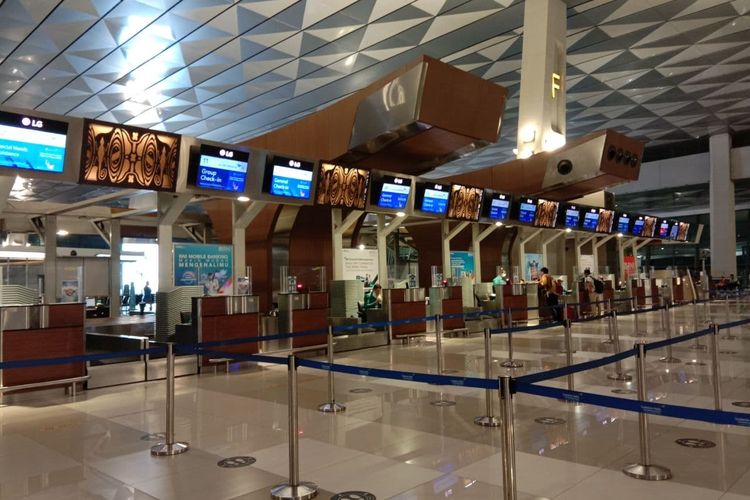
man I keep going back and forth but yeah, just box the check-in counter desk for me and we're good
[385,288,426,340]
[194,295,259,365]
[429,286,464,330]
[650,278,661,304]
[671,277,685,303]
[278,292,329,349]
[631,279,647,307]
[500,284,529,323]
[1,303,85,390]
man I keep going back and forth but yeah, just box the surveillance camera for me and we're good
[556,159,573,175]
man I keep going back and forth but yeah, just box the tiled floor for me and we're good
[2,300,750,499]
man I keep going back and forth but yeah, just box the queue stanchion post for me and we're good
[151,343,189,456]
[474,328,500,427]
[500,325,524,369]
[431,315,454,406]
[689,300,708,351]
[559,302,576,355]
[623,343,673,481]
[271,355,318,500]
[563,318,575,392]
[318,326,345,414]
[723,294,737,340]
[658,301,681,364]
[602,305,614,344]
[711,323,723,411]
[499,375,518,500]
[607,310,632,381]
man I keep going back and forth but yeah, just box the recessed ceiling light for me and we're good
[56,229,69,236]
[396,211,406,217]
[237,196,250,202]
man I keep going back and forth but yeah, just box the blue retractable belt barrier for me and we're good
[719,318,750,330]
[195,326,330,349]
[195,349,288,366]
[643,327,714,352]
[0,347,165,370]
[573,312,611,323]
[515,381,750,427]
[297,357,499,390]
[515,348,636,385]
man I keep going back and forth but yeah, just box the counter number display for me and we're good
[0,110,68,174]
[415,182,449,215]
[263,155,314,199]
[481,191,511,221]
[616,213,630,234]
[631,216,646,236]
[372,174,412,210]
[189,144,249,193]
[563,205,580,228]
[659,220,670,239]
[582,208,599,231]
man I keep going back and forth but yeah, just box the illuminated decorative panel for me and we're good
[315,162,369,209]
[447,184,482,221]
[80,120,180,192]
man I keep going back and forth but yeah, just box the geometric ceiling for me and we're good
[2,0,749,180]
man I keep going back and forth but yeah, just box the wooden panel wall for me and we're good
[287,205,333,284]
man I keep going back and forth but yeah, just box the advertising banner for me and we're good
[174,243,233,295]
[624,255,636,281]
[342,248,379,283]
[524,253,543,281]
[450,251,475,279]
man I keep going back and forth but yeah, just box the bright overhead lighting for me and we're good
[396,211,406,217]
[237,196,250,202]
[565,228,572,233]
[617,232,623,238]
[0,251,44,259]
[56,229,69,236]
[358,244,365,250]
[495,221,503,227]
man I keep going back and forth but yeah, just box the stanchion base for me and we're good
[474,415,501,427]
[658,356,682,364]
[607,373,633,381]
[318,402,346,413]
[150,442,189,456]
[558,349,577,354]
[500,359,524,368]
[270,482,319,500]
[601,339,614,344]
[688,344,708,351]
[622,463,672,481]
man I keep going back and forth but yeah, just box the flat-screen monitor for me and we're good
[631,216,646,236]
[481,191,511,221]
[415,182,449,215]
[596,209,615,233]
[447,184,483,221]
[563,204,580,229]
[582,208,599,231]
[315,162,370,209]
[668,221,680,240]
[370,174,412,210]
[517,198,537,224]
[188,144,249,193]
[658,219,670,239]
[0,110,68,174]
[534,198,559,228]
[677,222,690,242]
[642,216,658,237]
[616,213,630,234]
[262,154,314,199]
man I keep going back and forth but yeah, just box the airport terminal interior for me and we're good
[1,0,750,499]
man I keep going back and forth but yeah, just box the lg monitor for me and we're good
[188,144,249,193]
[414,182,450,215]
[582,208,599,231]
[370,174,412,210]
[517,198,537,225]
[262,154,314,200]
[563,204,581,229]
[631,216,646,236]
[481,191,511,221]
[616,213,630,234]
[0,110,68,174]
[668,221,680,240]
[658,219,670,239]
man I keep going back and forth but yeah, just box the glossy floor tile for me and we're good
[0,300,749,498]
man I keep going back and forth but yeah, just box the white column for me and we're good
[377,213,406,286]
[44,215,57,303]
[472,223,501,282]
[710,133,736,277]
[157,194,191,291]
[516,0,567,157]
[332,209,364,281]
[109,220,121,317]
[441,221,470,280]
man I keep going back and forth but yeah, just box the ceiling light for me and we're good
[358,244,365,250]
[237,195,250,202]
[495,221,503,227]
[565,228,572,233]
[617,232,623,238]
[396,211,406,217]
[56,229,69,236]
[0,251,44,259]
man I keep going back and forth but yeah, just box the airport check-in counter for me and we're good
[385,288,427,340]
[193,295,259,365]
[631,278,647,307]
[649,278,661,304]
[671,277,685,303]
[1,303,86,391]
[496,284,529,324]
[429,286,464,331]
[278,292,329,350]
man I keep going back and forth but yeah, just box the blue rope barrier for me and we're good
[514,382,750,427]
[719,318,750,330]
[0,347,165,370]
[515,348,636,385]
[572,312,612,323]
[296,357,499,390]
[643,327,714,352]
[194,326,330,349]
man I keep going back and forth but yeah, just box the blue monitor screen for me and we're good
[488,194,510,220]
[377,176,411,209]
[669,223,679,240]
[582,210,599,231]
[0,111,68,174]
[617,214,630,233]
[564,207,580,228]
[267,156,314,199]
[518,200,536,224]
[421,185,449,214]
[659,221,669,238]
[632,218,645,236]
[194,145,248,192]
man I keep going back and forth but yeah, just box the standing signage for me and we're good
[173,243,233,295]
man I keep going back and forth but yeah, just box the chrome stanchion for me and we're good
[723,294,737,340]
[500,328,523,369]
[602,306,614,344]
[623,343,673,481]
[475,328,500,427]
[689,300,707,351]
[318,326,345,413]
[563,318,575,392]
[271,355,318,500]
[499,375,518,500]
[658,301,681,364]
[710,323,723,411]
[607,310,632,381]
[435,314,444,375]
[632,297,644,337]
[151,343,189,456]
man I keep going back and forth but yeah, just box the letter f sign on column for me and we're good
[551,73,561,99]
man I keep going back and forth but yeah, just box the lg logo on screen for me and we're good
[21,117,43,128]
[219,149,234,158]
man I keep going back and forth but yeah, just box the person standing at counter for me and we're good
[359,284,383,322]
[584,269,604,315]
[539,267,561,322]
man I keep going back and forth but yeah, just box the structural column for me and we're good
[44,215,57,303]
[157,194,191,291]
[709,133,736,277]
[109,220,121,317]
